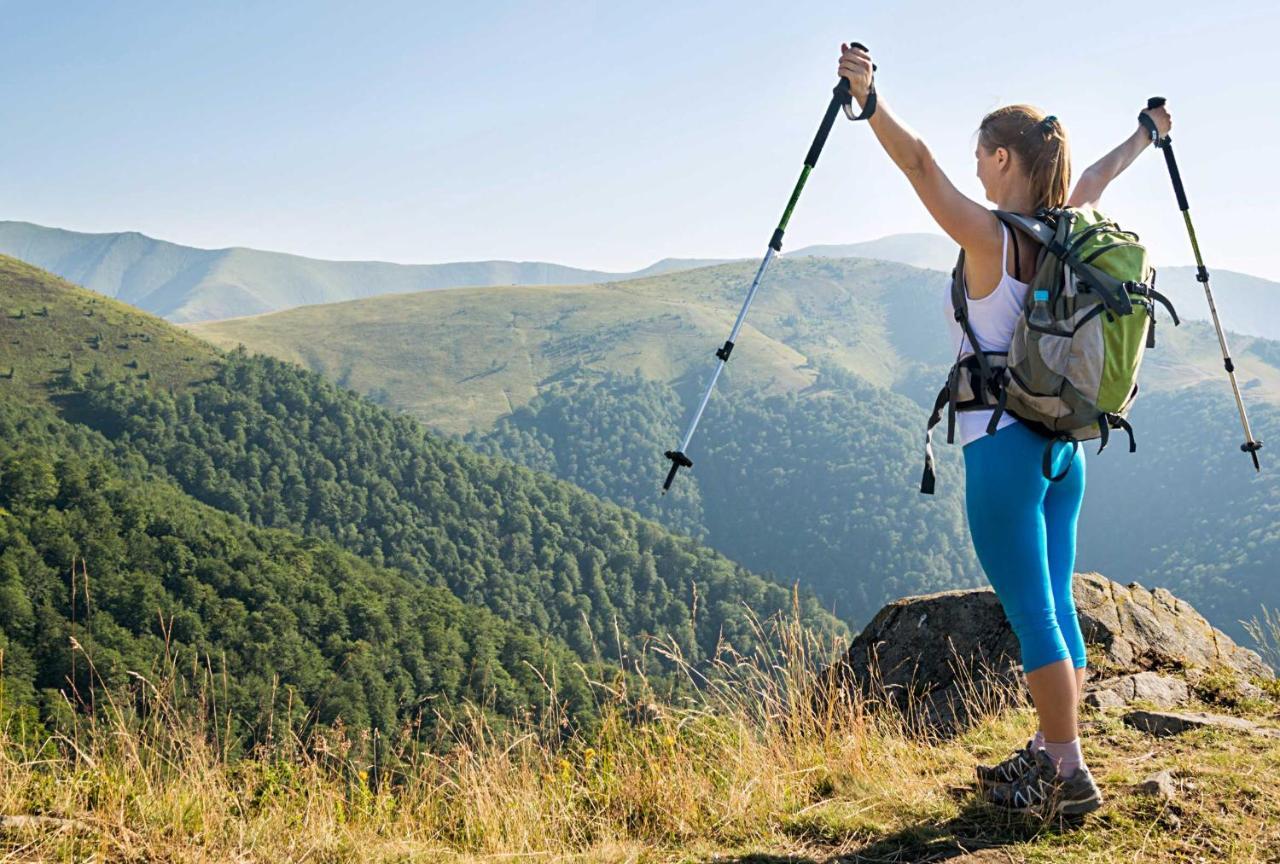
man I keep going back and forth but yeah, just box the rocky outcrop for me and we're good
[828,572,1272,733]
[1074,573,1268,679]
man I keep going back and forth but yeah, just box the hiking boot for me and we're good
[974,738,1039,789]
[986,749,1104,818]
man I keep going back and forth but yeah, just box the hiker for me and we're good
[837,43,1171,817]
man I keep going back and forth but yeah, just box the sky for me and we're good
[2,1,1278,278]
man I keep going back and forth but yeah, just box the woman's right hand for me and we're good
[838,43,874,105]
[1139,102,1172,139]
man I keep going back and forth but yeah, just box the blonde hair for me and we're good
[978,104,1071,211]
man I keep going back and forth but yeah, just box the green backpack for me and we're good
[920,206,1180,494]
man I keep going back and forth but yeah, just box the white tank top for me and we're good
[943,222,1028,447]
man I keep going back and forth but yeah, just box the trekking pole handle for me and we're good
[1139,97,1167,146]
[836,42,877,121]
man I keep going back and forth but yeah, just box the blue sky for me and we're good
[2,1,1277,278]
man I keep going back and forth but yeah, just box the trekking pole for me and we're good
[661,44,878,494]
[1140,96,1263,471]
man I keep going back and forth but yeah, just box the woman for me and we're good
[837,43,1171,817]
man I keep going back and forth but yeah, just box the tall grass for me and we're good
[0,594,1032,861]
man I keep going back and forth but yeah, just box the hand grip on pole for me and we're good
[1139,96,1168,147]
[837,42,877,122]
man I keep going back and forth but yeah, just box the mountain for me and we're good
[1158,266,1280,341]
[8,218,1276,342]
[184,256,1280,641]
[0,220,972,326]
[788,233,958,271]
[0,254,849,734]
[0,220,638,323]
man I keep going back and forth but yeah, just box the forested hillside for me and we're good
[0,396,599,736]
[1076,384,1280,633]
[467,366,978,624]
[68,352,845,665]
[0,254,846,736]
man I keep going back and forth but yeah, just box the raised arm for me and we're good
[1067,103,1172,209]
[838,44,999,256]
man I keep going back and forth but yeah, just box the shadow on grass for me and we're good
[717,794,1089,863]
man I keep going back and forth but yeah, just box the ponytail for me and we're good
[978,105,1071,211]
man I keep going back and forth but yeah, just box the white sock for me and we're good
[1043,737,1085,778]
[1032,729,1045,750]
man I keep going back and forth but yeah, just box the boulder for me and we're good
[1074,573,1269,679]
[829,572,1271,733]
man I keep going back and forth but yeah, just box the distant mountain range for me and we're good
[0,220,962,323]
[0,220,645,323]
[2,219,1275,339]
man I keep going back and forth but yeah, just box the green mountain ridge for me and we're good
[189,256,1280,435]
[186,256,1280,641]
[0,254,848,735]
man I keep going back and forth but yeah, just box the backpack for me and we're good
[920,206,1180,494]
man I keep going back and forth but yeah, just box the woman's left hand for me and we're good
[838,43,874,105]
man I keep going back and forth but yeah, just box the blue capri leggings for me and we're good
[963,420,1087,674]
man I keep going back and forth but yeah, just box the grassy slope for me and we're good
[0,255,221,402]
[190,262,832,435]
[188,257,944,436]
[188,256,1280,437]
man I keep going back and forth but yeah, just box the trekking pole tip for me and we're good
[662,450,693,493]
[1243,439,1263,472]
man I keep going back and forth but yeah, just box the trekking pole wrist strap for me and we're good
[836,41,877,122]
[1139,96,1167,147]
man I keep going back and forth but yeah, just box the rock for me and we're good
[821,585,1024,733]
[1083,671,1190,709]
[1074,573,1270,680]
[1123,709,1280,738]
[1084,687,1127,710]
[827,572,1272,735]
[1138,769,1178,800]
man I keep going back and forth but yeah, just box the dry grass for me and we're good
[3,604,1280,862]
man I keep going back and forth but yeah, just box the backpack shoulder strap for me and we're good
[949,248,991,377]
[992,209,1054,246]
